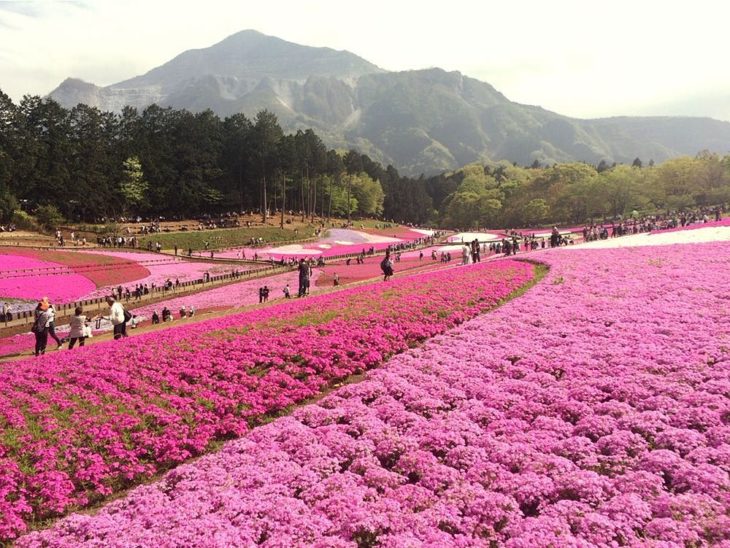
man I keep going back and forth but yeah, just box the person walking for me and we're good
[461,244,470,265]
[67,306,90,349]
[380,251,394,281]
[42,300,63,349]
[297,259,310,297]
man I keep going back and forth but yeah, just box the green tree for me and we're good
[523,198,549,226]
[347,172,384,217]
[68,104,118,220]
[119,156,149,211]
[220,113,254,211]
[35,204,64,230]
[0,184,18,223]
[252,110,283,221]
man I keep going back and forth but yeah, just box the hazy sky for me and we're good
[1,0,729,121]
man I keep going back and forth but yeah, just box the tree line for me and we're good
[1,90,729,229]
[439,155,730,229]
[0,92,407,226]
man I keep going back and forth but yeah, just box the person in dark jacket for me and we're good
[32,299,50,356]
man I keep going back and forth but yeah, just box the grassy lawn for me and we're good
[137,225,318,251]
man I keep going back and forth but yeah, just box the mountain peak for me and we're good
[113,29,383,91]
[47,77,102,107]
[47,30,730,176]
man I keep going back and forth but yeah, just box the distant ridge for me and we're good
[48,30,730,175]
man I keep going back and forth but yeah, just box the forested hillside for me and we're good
[1,91,729,230]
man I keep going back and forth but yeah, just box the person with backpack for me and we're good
[32,299,50,356]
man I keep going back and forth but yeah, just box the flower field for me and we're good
[315,254,451,287]
[578,224,730,249]
[129,267,321,321]
[0,248,150,289]
[0,259,534,540]
[1,247,260,318]
[77,250,245,300]
[18,241,730,546]
[0,268,322,359]
[210,228,432,260]
[0,253,97,303]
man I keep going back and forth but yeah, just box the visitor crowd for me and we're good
[580,206,723,242]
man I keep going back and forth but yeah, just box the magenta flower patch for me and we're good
[0,259,532,540]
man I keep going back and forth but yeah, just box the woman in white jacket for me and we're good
[68,306,90,349]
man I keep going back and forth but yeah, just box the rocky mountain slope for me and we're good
[49,30,730,175]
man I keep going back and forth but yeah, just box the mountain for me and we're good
[48,30,730,176]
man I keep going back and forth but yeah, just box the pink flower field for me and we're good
[129,267,322,320]
[315,254,451,287]
[76,250,247,300]
[0,259,533,541]
[17,241,730,546]
[0,254,96,303]
[0,268,323,359]
[209,228,433,261]
[1,247,269,320]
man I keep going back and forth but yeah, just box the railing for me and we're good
[0,258,182,279]
[0,236,444,331]
[0,263,288,331]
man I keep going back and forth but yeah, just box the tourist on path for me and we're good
[32,300,50,356]
[298,259,311,297]
[98,296,128,340]
[380,251,394,281]
[44,301,63,349]
[67,306,90,349]
[461,244,471,265]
